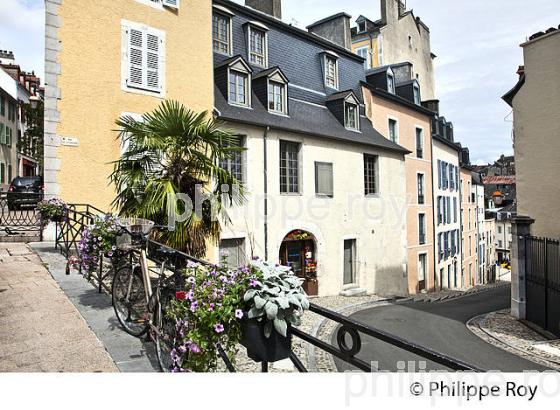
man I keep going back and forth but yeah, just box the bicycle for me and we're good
[111,218,183,372]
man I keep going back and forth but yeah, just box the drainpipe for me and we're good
[263,126,270,260]
[430,129,437,292]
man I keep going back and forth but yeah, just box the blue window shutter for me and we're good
[437,160,441,189]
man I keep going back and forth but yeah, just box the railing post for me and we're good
[511,216,535,320]
[544,238,549,331]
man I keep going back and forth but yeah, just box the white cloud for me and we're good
[0,0,44,81]
[3,0,559,164]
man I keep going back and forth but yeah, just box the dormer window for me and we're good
[324,54,339,89]
[344,102,359,130]
[212,11,232,55]
[253,66,289,116]
[248,24,268,67]
[413,84,421,105]
[229,70,249,106]
[268,81,286,114]
[387,73,395,94]
[358,21,366,33]
[326,90,361,131]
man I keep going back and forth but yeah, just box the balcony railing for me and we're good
[53,203,483,373]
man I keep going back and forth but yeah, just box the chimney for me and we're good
[381,0,404,24]
[398,0,407,16]
[516,65,525,78]
[306,13,352,50]
[245,0,282,19]
[422,99,440,115]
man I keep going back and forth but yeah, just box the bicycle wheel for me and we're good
[156,289,178,372]
[112,265,149,337]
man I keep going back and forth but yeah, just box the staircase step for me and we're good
[339,287,367,297]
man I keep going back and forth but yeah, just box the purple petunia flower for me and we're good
[249,279,258,288]
[214,324,224,333]
[190,301,198,312]
[189,343,201,353]
[208,303,215,312]
[235,309,243,319]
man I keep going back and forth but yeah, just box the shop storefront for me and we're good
[279,230,318,296]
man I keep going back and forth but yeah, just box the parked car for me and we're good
[6,176,44,210]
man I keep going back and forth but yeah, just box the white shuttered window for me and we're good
[122,20,166,96]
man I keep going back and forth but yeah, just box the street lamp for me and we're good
[29,95,40,110]
[492,191,505,206]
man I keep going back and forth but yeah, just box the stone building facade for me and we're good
[211,0,409,297]
[350,0,436,100]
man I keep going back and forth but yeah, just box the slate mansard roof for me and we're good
[212,0,409,155]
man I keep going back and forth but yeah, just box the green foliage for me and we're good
[37,198,67,226]
[77,215,120,274]
[110,100,246,257]
[243,260,310,338]
[166,263,259,372]
[19,101,44,172]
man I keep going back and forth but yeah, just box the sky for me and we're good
[1,0,559,164]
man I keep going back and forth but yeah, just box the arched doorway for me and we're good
[279,230,318,296]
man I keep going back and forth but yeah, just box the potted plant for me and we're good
[37,198,68,225]
[77,214,120,275]
[241,259,310,362]
[166,262,257,372]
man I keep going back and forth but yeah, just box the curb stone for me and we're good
[466,312,560,371]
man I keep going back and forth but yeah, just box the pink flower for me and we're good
[214,324,224,333]
[235,309,243,319]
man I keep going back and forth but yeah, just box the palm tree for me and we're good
[110,100,245,258]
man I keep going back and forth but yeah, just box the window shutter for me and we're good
[128,28,144,88]
[0,124,5,145]
[146,33,161,90]
[163,0,179,8]
[437,160,441,189]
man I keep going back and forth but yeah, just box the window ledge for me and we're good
[280,192,302,197]
[121,84,165,99]
[228,102,253,110]
[214,50,232,57]
[269,111,289,118]
[345,127,362,134]
[134,0,164,10]
[365,193,380,199]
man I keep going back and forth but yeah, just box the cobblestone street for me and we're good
[0,243,117,372]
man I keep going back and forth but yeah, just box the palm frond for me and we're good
[110,100,247,256]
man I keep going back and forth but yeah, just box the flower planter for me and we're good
[240,318,292,363]
[303,279,318,296]
[51,214,63,223]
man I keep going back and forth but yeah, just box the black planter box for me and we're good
[240,318,292,363]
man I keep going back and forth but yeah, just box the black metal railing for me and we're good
[0,192,43,236]
[525,236,560,336]
[55,203,482,373]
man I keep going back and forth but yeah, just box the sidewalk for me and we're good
[0,243,117,372]
[468,309,560,370]
[409,281,511,303]
[30,242,160,372]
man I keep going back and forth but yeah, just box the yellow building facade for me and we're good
[44,0,214,211]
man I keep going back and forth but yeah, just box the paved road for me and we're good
[335,285,550,372]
